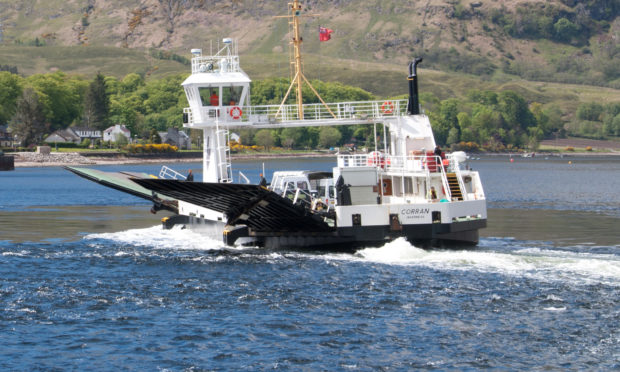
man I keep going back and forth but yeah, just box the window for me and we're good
[222,86,244,106]
[199,87,218,106]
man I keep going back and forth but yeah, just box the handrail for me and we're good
[449,156,468,201]
[159,165,187,180]
[238,171,250,184]
[437,157,452,201]
[183,99,409,125]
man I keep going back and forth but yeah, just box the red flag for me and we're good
[319,26,333,42]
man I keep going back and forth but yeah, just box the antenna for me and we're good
[273,0,336,120]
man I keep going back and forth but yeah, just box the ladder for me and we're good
[216,128,232,183]
[446,173,463,201]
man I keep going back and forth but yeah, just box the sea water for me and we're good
[0,156,618,370]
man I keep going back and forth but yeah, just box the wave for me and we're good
[84,225,226,251]
[83,227,620,286]
[351,238,620,286]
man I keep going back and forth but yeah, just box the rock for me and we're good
[14,152,96,165]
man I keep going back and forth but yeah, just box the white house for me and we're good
[103,124,132,143]
[230,132,241,143]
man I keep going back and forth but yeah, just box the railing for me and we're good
[183,99,408,126]
[159,166,187,180]
[216,127,232,183]
[238,171,251,184]
[338,153,444,173]
[448,155,468,201]
[337,153,457,201]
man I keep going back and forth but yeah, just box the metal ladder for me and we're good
[216,127,232,183]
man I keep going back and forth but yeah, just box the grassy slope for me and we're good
[2,44,619,114]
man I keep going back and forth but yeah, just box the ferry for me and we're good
[67,1,486,250]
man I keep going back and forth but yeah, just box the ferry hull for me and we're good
[166,213,485,251]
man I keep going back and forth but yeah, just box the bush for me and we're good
[125,143,178,153]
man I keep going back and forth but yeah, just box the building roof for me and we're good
[104,124,131,134]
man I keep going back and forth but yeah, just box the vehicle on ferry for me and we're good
[67,1,486,250]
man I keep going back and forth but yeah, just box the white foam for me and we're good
[543,306,567,312]
[350,238,620,286]
[84,225,226,251]
[84,228,620,286]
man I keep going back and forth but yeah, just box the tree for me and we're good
[446,127,460,146]
[577,102,604,121]
[554,18,579,43]
[498,90,536,130]
[605,113,620,136]
[254,129,274,151]
[115,133,129,148]
[280,127,306,149]
[10,88,46,146]
[318,127,342,148]
[0,71,23,125]
[150,128,162,144]
[83,73,110,130]
[26,72,86,131]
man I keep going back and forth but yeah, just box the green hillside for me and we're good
[1,0,619,148]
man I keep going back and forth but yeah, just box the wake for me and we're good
[350,238,620,286]
[85,227,620,285]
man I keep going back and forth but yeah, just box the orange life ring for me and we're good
[229,106,242,119]
[381,101,394,114]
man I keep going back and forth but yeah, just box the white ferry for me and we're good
[67,1,486,250]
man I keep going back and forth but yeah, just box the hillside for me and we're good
[0,0,618,87]
[1,0,619,147]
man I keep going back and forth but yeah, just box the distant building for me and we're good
[103,124,132,143]
[0,125,12,147]
[159,128,191,150]
[45,127,101,144]
[72,127,102,141]
[230,132,241,143]
[45,128,81,144]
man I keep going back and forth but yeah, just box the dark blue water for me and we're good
[1,156,619,370]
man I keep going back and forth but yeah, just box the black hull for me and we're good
[164,215,486,251]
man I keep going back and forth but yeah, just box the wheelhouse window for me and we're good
[199,87,219,106]
[222,86,244,106]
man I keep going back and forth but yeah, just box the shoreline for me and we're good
[10,150,620,168]
[10,151,337,168]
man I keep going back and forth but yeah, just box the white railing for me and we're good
[448,155,468,201]
[337,153,454,201]
[183,99,408,126]
[159,166,187,180]
[337,153,444,173]
[238,171,251,184]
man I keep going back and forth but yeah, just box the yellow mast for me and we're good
[274,0,336,120]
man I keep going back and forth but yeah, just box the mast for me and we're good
[274,0,336,120]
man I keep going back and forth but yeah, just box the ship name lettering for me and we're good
[400,208,429,215]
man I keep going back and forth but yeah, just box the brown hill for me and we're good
[0,0,617,88]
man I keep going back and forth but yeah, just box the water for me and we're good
[1,156,619,370]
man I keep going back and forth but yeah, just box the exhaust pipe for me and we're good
[407,57,423,115]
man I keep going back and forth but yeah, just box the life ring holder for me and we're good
[229,106,243,120]
[381,101,394,114]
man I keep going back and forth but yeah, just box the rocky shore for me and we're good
[12,152,201,167]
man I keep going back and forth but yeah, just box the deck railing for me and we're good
[183,99,408,126]
[337,153,444,173]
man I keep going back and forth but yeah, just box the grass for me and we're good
[2,44,618,116]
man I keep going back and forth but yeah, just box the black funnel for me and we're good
[407,57,423,115]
